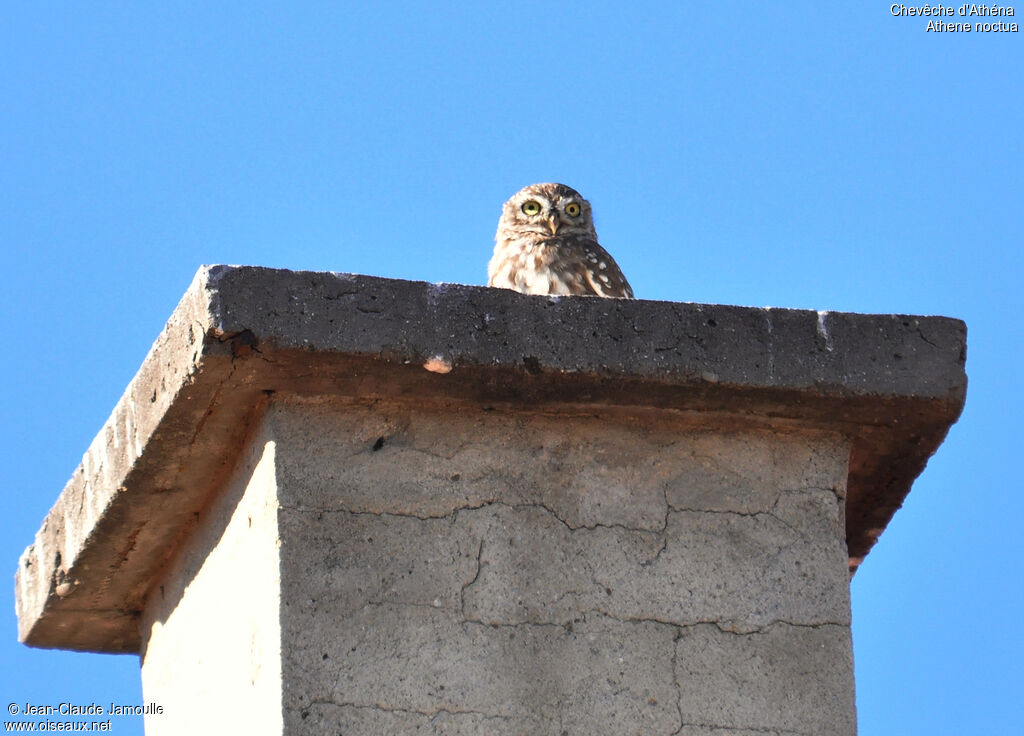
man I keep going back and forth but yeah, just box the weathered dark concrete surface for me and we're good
[15,265,966,654]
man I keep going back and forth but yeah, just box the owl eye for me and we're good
[521,200,542,216]
[565,202,581,217]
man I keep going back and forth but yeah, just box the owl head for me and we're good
[496,183,596,241]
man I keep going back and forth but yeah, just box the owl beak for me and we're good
[546,216,560,235]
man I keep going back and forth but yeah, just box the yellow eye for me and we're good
[521,200,541,216]
[565,202,581,217]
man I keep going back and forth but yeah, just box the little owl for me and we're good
[488,183,634,298]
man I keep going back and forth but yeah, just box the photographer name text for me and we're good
[9,703,161,717]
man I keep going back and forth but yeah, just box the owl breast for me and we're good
[488,233,634,298]
[488,236,588,296]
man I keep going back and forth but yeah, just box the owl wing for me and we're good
[571,238,634,298]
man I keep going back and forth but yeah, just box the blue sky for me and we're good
[2,2,1021,734]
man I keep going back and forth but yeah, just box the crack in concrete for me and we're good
[495,496,670,534]
[765,491,805,539]
[665,505,797,533]
[544,581,603,612]
[800,484,845,504]
[286,461,843,546]
[666,484,843,545]
[281,497,669,535]
[423,598,846,636]
[675,723,812,736]
[638,530,669,567]
[459,537,484,617]
[588,615,845,636]
[704,619,846,635]
[305,700,516,722]
[916,326,939,348]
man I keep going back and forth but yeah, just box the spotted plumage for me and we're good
[488,183,633,298]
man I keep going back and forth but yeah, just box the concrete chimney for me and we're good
[16,266,966,734]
